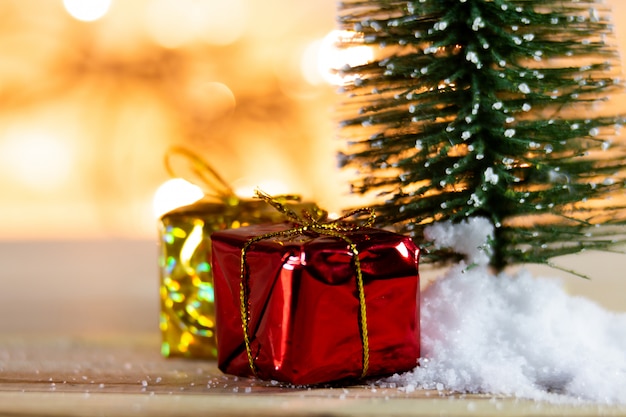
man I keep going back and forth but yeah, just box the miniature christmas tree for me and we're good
[337,0,626,271]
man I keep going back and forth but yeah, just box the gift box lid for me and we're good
[211,222,419,285]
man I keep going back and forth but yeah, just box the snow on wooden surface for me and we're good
[387,219,626,404]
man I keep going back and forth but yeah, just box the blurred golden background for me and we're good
[0,0,371,240]
[0,0,626,240]
[1,0,626,240]
[0,0,624,335]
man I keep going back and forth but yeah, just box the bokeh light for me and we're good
[153,178,204,218]
[63,0,112,22]
[302,30,374,85]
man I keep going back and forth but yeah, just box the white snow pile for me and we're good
[382,218,626,404]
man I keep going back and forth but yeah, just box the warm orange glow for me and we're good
[144,0,248,48]
[0,128,74,192]
[186,82,236,119]
[195,0,248,46]
[233,180,290,199]
[63,0,111,22]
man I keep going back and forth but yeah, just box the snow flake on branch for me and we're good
[468,192,483,208]
[472,17,485,31]
[433,21,448,31]
[484,167,499,185]
[465,51,482,68]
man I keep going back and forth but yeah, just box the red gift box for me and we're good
[211,221,420,385]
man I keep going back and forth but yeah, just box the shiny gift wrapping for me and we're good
[158,199,319,359]
[211,222,420,385]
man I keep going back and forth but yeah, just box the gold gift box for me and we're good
[158,197,320,359]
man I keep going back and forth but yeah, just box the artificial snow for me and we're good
[383,218,626,404]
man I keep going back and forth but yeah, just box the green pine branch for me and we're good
[337,0,626,272]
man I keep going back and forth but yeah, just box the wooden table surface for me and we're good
[2,333,626,417]
[0,240,624,416]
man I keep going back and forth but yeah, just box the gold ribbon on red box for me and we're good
[239,189,376,379]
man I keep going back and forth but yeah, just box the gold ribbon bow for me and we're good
[164,146,240,205]
[164,147,305,208]
[239,189,376,379]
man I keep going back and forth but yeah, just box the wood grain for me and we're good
[0,334,625,417]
